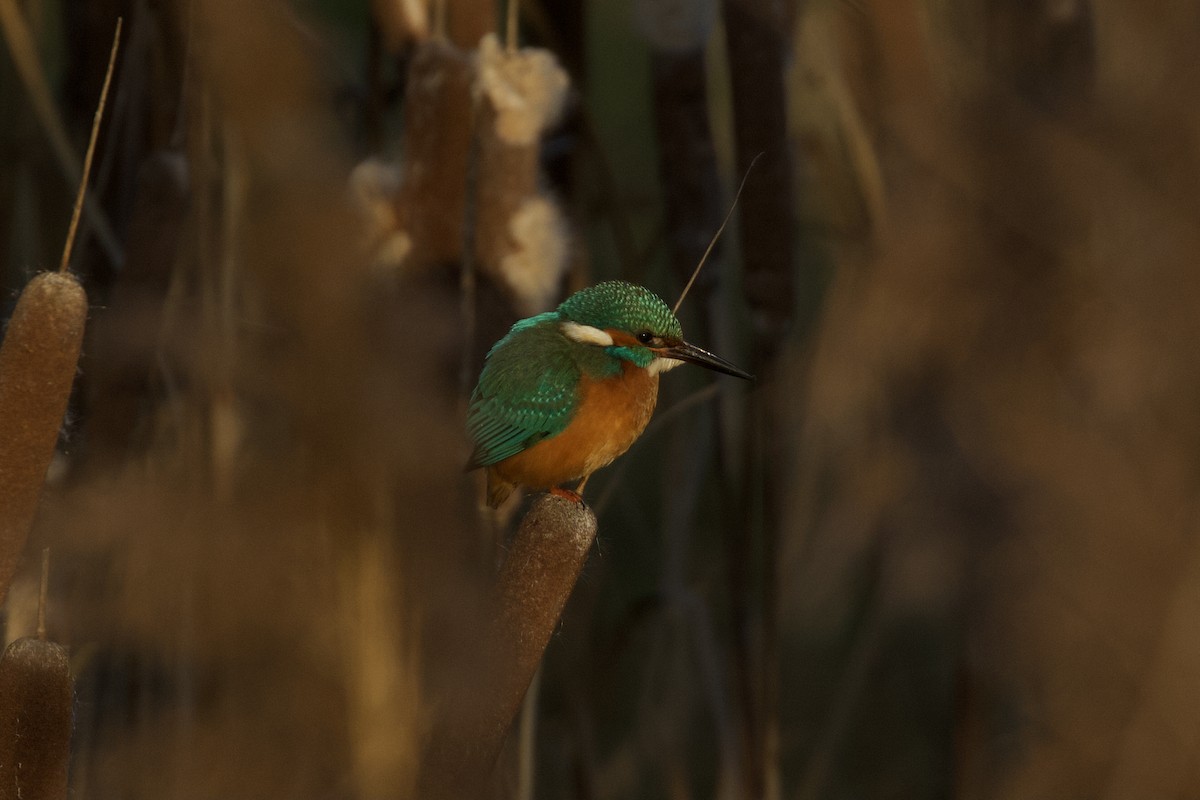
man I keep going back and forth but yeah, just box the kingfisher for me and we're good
[467,280,752,508]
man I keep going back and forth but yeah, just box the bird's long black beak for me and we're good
[662,340,754,380]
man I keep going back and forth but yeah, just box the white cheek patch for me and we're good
[647,357,684,375]
[561,321,615,347]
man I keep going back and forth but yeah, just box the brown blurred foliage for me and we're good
[6,1,470,797]
[784,0,1200,797]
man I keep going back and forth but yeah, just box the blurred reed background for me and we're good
[2,0,1199,798]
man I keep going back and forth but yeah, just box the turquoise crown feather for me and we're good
[557,281,682,339]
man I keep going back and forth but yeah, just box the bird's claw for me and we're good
[548,486,585,505]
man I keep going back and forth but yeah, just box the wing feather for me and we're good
[466,320,580,468]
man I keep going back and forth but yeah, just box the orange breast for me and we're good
[490,362,660,491]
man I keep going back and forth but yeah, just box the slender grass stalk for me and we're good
[59,17,121,273]
[36,548,48,640]
[0,0,123,266]
[672,155,761,316]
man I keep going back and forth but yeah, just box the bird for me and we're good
[467,280,753,508]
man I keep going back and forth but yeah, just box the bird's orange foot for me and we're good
[548,486,585,505]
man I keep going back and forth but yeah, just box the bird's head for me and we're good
[556,281,753,379]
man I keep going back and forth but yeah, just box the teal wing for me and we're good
[466,320,581,469]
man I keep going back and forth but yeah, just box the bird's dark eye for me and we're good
[636,331,654,345]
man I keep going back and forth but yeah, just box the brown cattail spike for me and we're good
[0,637,73,800]
[0,18,115,605]
[0,272,88,606]
[417,494,597,798]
